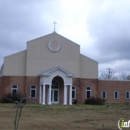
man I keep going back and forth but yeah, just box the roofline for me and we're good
[99,79,130,82]
[27,32,80,47]
[27,32,54,43]
[4,50,26,58]
[38,66,75,77]
[55,32,80,47]
[80,53,98,63]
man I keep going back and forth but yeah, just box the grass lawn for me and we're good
[0,103,129,130]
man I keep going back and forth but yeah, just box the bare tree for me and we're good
[99,72,109,79]
[119,72,130,80]
[99,70,118,80]
[127,75,130,80]
[5,96,26,130]
[99,70,130,80]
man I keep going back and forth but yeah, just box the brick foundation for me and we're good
[98,80,130,103]
[0,76,130,104]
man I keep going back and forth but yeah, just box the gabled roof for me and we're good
[38,66,74,77]
[27,32,80,47]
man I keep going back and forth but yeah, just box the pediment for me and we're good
[38,66,74,77]
[27,32,80,47]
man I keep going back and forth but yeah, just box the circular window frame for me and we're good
[48,39,61,52]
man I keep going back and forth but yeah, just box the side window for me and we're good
[11,85,18,95]
[125,91,130,99]
[114,91,119,99]
[72,86,76,99]
[102,91,107,99]
[86,87,91,99]
[30,85,36,98]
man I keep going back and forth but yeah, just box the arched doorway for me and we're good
[39,66,73,105]
[51,79,59,103]
[51,76,64,104]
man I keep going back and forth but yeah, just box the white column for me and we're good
[39,85,42,104]
[42,84,46,105]
[63,85,67,105]
[48,84,52,105]
[69,85,72,105]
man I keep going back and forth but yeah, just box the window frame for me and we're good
[101,90,107,99]
[114,91,119,99]
[30,85,37,98]
[125,91,130,99]
[86,86,91,99]
[11,85,18,95]
[72,86,76,99]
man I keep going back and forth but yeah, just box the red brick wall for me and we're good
[25,76,40,103]
[98,80,130,103]
[0,76,40,103]
[0,76,26,101]
[73,78,98,103]
[1,76,130,104]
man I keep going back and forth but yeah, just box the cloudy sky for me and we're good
[0,0,130,76]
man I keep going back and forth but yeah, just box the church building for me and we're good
[0,31,130,104]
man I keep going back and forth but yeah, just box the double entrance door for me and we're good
[51,89,59,104]
[51,79,60,104]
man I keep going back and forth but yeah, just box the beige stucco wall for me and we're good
[26,32,81,77]
[2,32,98,79]
[3,50,26,76]
[80,54,98,79]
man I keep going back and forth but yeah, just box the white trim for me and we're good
[51,89,59,104]
[39,85,42,104]
[51,78,60,103]
[72,86,76,99]
[11,85,18,95]
[50,75,64,85]
[42,84,46,105]
[39,67,73,105]
[69,85,72,105]
[114,91,119,99]
[48,84,52,105]
[38,66,74,77]
[30,85,37,99]
[63,85,67,105]
[43,83,51,86]
[86,86,91,99]
[101,90,107,99]
[51,79,60,88]
[65,84,72,86]
[125,91,130,99]
[48,39,61,52]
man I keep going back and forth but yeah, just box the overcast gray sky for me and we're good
[0,0,130,75]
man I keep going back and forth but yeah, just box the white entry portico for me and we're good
[38,66,74,105]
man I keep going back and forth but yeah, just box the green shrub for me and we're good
[72,99,78,104]
[85,97,105,105]
[1,93,26,103]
